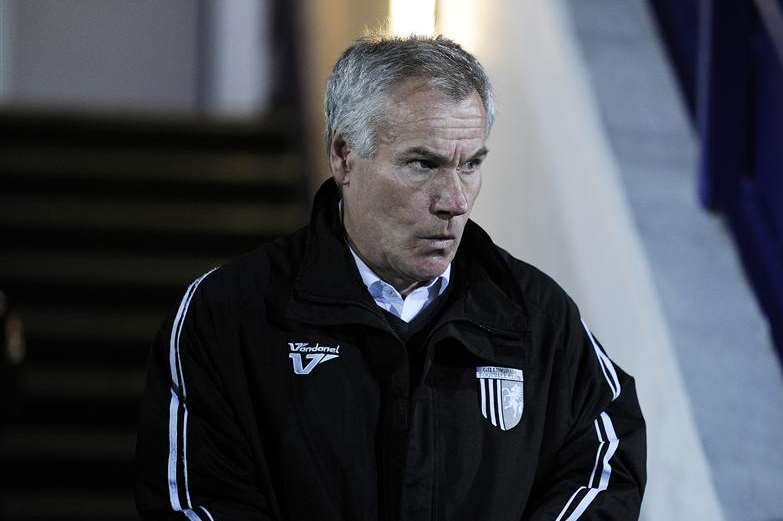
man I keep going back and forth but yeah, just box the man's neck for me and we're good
[344,235,422,297]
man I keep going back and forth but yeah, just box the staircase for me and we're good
[0,108,308,520]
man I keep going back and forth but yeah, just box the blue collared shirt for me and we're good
[347,245,451,323]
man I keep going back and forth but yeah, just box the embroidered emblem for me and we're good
[476,366,524,430]
[288,342,340,375]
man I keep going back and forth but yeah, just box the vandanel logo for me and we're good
[288,342,341,375]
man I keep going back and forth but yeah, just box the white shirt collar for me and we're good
[348,245,451,297]
[347,243,451,322]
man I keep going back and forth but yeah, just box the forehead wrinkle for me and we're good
[375,84,487,152]
[386,110,484,128]
[385,87,485,125]
[397,136,486,165]
[394,117,486,157]
[391,113,486,138]
[406,126,486,145]
[377,118,484,149]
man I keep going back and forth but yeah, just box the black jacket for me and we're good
[135,179,646,521]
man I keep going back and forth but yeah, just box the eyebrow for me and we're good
[399,146,489,165]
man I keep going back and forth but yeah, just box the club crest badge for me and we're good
[476,366,524,431]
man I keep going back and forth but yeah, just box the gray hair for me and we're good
[324,34,496,159]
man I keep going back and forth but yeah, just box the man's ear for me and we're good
[329,134,353,186]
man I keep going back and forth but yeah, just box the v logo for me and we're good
[289,353,339,375]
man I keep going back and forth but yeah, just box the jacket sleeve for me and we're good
[135,270,276,520]
[523,301,647,521]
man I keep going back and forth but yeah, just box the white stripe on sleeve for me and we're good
[581,319,621,400]
[183,509,203,521]
[586,420,604,488]
[167,390,182,511]
[555,486,587,521]
[167,268,219,519]
[555,412,620,521]
[199,506,217,521]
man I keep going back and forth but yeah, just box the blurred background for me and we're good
[0,0,781,520]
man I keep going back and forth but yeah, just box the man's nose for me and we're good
[431,171,469,219]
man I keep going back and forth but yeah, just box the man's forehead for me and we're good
[376,82,487,153]
[384,81,484,121]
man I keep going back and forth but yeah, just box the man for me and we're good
[136,35,646,520]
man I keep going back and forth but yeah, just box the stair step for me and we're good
[4,173,301,203]
[0,196,302,235]
[0,457,135,490]
[0,106,295,151]
[1,281,183,313]
[1,146,300,185]
[23,338,150,368]
[2,226,280,256]
[20,309,164,344]
[13,393,140,428]
[0,427,134,460]
[0,252,223,288]
[20,365,145,400]
[1,491,137,521]
[10,366,144,428]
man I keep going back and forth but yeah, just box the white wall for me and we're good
[0,1,10,97]
[3,0,199,112]
[203,0,273,117]
[0,0,272,117]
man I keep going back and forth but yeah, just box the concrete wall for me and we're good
[2,0,199,113]
[0,0,272,117]
[0,2,10,96]
[202,0,273,116]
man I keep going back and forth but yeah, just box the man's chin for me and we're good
[412,256,452,281]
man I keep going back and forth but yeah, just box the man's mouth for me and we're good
[419,235,457,249]
[420,234,456,241]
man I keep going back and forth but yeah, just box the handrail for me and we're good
[754,0,783,68]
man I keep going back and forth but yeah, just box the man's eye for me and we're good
[460,159,482,173]
[409,160,436,171]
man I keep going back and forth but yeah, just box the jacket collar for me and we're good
[288,179,381,317]
[286,179,529,357]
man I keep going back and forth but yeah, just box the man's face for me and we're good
[332,80,488,294]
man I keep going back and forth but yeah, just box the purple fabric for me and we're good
[752,28,783,242]
[695,0,753,212]
[650,0,783,358]
[728,184,783,351]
